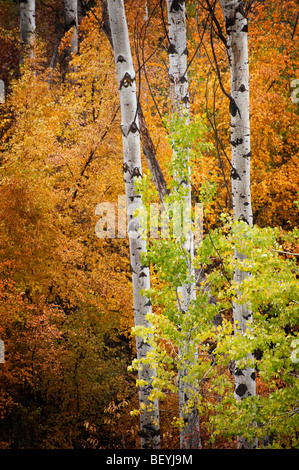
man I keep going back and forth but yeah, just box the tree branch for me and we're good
[137,102,169,202]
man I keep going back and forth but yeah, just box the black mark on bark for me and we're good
[235,383,248,397]
[130,263,137,274]
[168,43,178,54]
[229,98,239,117]
[225,17,235,31]
[129,122,139,134]
[231,138,243,147]
[139,272,148,278]
[119,72,135,89]
[238,214,249,224]
[170,0,185,12]
[117,54,126,63]
[132,167,142,178]
[231,167,241,180]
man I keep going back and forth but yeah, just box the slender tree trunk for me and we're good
[59,0,78,78]
[19,0,36,65]
[107,0,160,449]
[166,0,200,449]
[49,5,65,71]
[219,0,257,449]
[144,1,148,21]
[64,0,78,55]
[100,0,168,204]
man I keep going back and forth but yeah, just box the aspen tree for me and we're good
[219,0,257,449]
[64,0,78,55]
[166,0,200,449]
[107,0,160,449]
[100,0,168,204]
[48,0,78,75]
[19,0,36,64]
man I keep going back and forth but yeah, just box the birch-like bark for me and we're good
[219,0,257,449]
[64,0,78,56]
[107,0,160,449]
[19,0,36,65]
[166,0,200,449]
[100,0,168,204]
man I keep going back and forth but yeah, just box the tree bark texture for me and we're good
[64,0,78,56]
[19,0,36,64]
[107,0,160,450]
[167,0,200,449]
[219,0,257,449]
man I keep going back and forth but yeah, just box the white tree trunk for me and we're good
[64,0,78,55]
[19,0,36,64]
[166,0,200,449]
[144,0,148,21]
[107,0,160,449]
[219,0,257,449]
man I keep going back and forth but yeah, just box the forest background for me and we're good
[0,0,298,449]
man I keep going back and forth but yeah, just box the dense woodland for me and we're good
[0,0,298,449]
